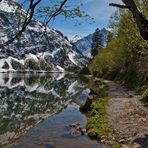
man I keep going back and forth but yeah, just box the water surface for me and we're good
[0,73,106,148]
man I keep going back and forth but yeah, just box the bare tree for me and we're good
[109,0,148,41]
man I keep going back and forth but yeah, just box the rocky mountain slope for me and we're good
[0,0,87,72]
[72,28,108,58]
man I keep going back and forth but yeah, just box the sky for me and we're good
[21,0,121,39]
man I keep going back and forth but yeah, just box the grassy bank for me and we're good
[87,96,110,141]
[80,80,110,142]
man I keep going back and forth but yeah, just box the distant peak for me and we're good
[70,35,83,43]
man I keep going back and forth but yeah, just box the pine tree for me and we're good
[91,28,103,57]
[107,31,113,45]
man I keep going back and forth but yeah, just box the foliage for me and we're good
[141,88,148,107]
[24,59,52,71]
[113,144,121,148]
[24,59,40,70]
[89,10,148,93]
[107,31,113,46]
[81,80,110,141]
[38,2,94,25]
[87,95,110,141]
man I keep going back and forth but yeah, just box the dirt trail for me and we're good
[105,80,148,148]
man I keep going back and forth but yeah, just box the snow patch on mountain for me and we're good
[0,0,16,13]
[0,0,88,72]
[72,28,108,58]
[56,65,65,72]
[25,53,39,62]
[72,34,93,58]
[68,52,78,65]
[70,35,83,43]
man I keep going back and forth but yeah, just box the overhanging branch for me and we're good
[0,0,42,48]
[109,0,148,41]
[109,3,129,9]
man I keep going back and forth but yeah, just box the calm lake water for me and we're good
[0,73,106,148]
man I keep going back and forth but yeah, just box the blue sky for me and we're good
[21,0,121,38]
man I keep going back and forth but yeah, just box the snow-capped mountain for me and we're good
[70,35,83,43]
[0,0,87,72]
[72,28,108,58]
[101,28,108,47]
[72,34,93,58]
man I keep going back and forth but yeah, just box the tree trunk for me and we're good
[110,0,148,41]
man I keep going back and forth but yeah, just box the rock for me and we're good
[101,139,106,143]
[70,122,81,128]
[119,139,125,143]
[81,128,86,135]
[132,143,141,148]
[70,129,82,136]
[69,123,86,136]
[80,96,93,112]
[141,118,147,122]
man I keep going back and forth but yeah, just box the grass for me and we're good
[81,81,110,141]
[141,88,148,107]
[113,144,122,148]
[87,96,110,141]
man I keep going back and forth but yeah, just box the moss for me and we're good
[113,144,122,148]
[82,81,110,142]
[98,83,107,98]
[87,95,94,100]
[86,97,110,141]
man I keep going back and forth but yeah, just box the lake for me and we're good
[0,73,106,148]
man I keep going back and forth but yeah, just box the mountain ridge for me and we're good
[72,28,108,58]
[0,0,88,72]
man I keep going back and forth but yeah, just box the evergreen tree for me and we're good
[107,31,113,45]
[91,28,103,57]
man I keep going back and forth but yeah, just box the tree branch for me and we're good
[45,0,68,26]
[0,0,42,48]
[109,0,148,41]
[109,3,129,9]
[0,0,69,48]
[43,0,68,44]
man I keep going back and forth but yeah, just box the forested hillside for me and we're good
[89,1,148,105]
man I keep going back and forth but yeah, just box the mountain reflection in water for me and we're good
[0,73,106,148]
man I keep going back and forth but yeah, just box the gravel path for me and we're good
[105,80,148,148]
